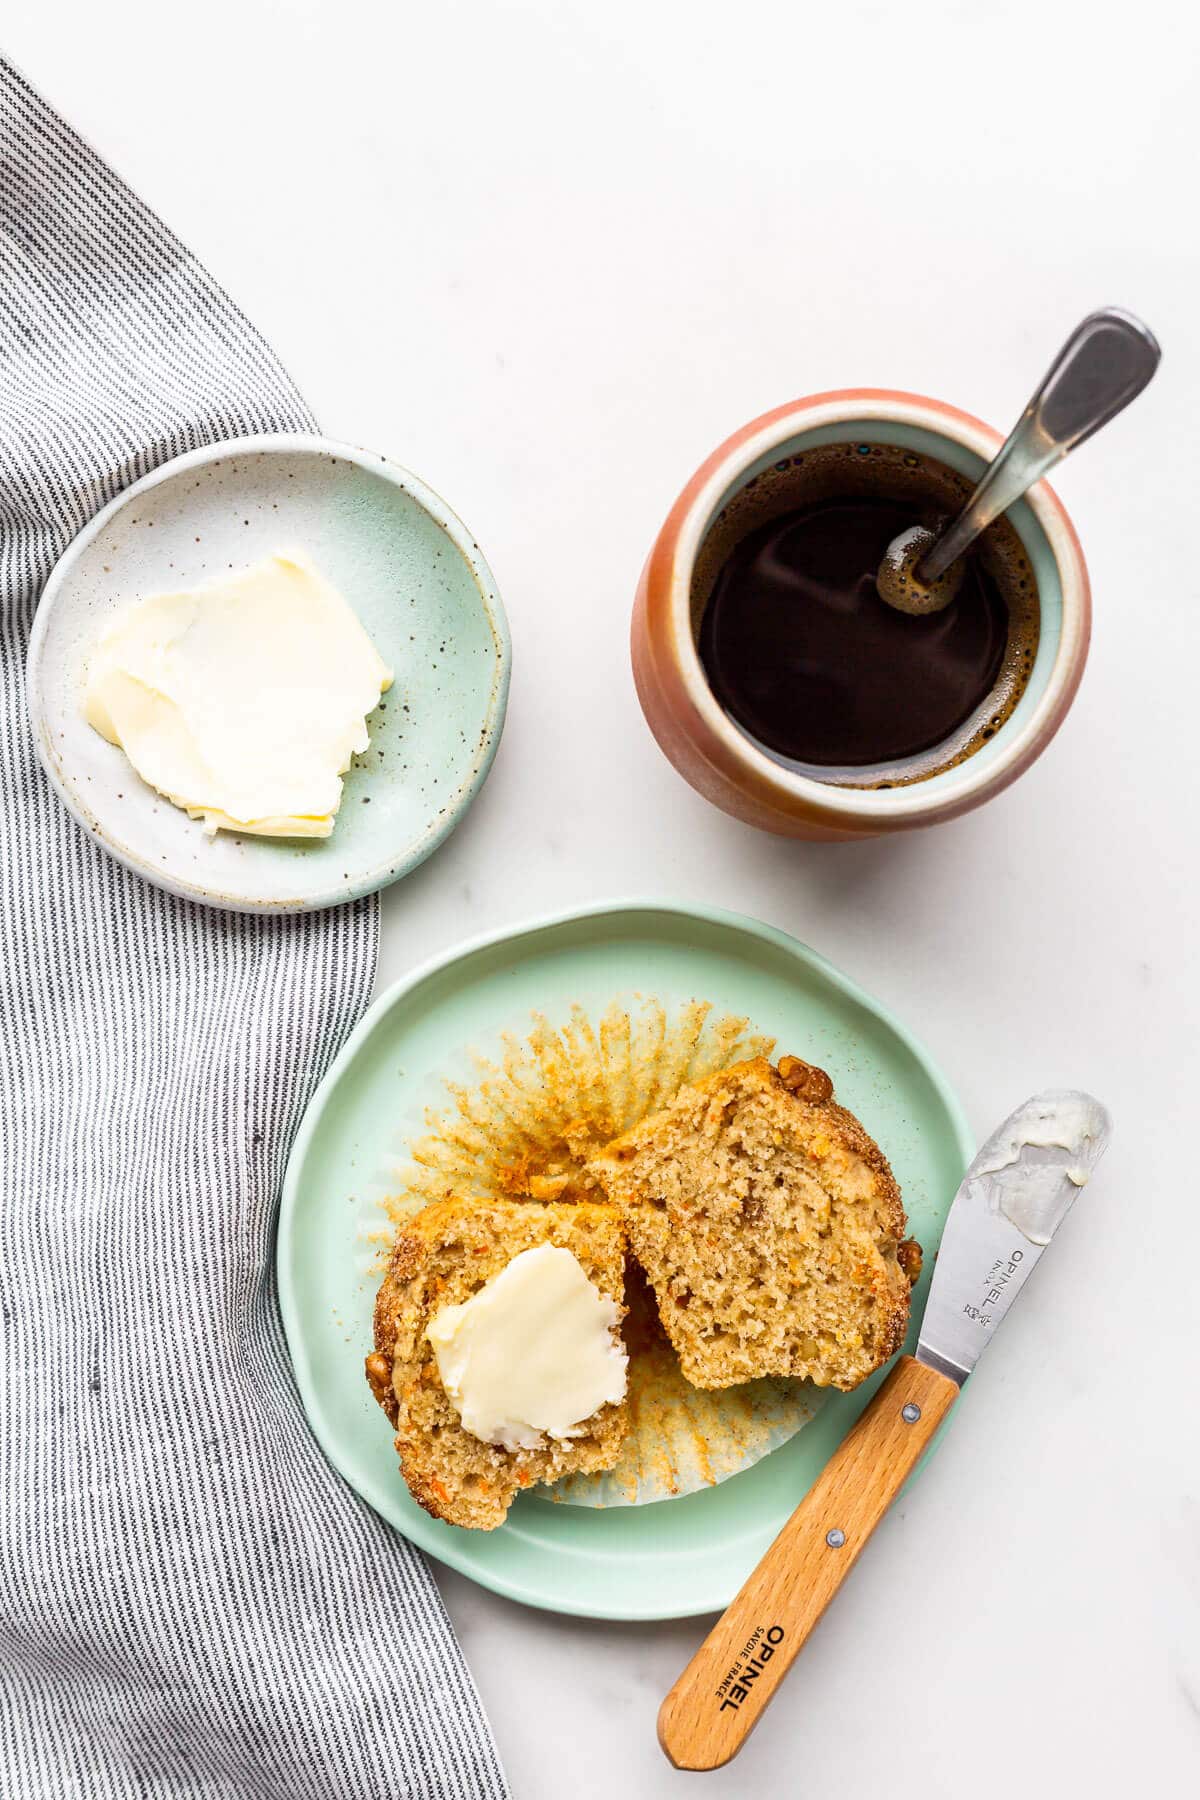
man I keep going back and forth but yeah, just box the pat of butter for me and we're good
[83,552,392,838]
[426,1245,628,1452]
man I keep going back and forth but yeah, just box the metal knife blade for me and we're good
[916,1090,1112,1386]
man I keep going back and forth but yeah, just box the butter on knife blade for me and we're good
[916,1088,1112,1387]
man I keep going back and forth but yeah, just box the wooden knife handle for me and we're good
[658,1355,959,1771]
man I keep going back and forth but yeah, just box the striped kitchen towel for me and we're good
[0,59,506,1800]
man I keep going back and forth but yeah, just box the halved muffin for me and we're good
[587,1055,919,1391]
[366,1195,628,1529]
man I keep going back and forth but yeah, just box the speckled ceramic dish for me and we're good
[278,901,974,1620]
[26,435,510,911]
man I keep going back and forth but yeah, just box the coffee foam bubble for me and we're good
[876,524,963,615]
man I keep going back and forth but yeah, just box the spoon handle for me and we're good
[918,307,1161,583]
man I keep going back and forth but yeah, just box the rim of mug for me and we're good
[661,388,1091,825]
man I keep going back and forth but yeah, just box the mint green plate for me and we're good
[278,902,973,1620]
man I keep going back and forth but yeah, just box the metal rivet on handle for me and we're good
[901,1402,921,1423]
[826,1528,846,1548]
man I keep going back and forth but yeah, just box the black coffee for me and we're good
[694,444,1039,786]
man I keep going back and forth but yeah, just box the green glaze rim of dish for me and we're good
[278,900,974,1620]
[26,434,512,913]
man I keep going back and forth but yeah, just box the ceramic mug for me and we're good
[631,389,1091,840]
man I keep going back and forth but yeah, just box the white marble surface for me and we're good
[10,3,1199,1793]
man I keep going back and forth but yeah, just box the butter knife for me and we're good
[658,1090,1112,1771]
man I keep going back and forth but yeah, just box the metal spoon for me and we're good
[877,307,1161,615]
